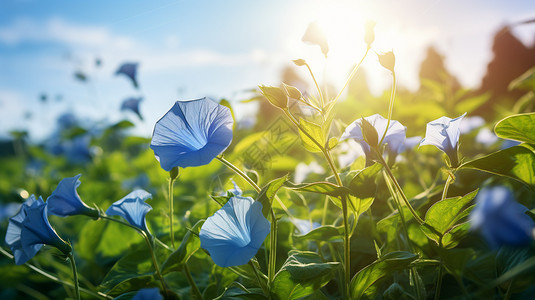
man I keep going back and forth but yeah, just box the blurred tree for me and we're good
[476,25,535,117]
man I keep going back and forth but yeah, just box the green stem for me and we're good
[184,263,203,300]
[333,47,370,103]
[216,156,278,293]
[378,72,397,146]
[504,279,514,300]
[169,177,176,249]
[141,232,168,296]
[0,248,112,299]
[305,62,325,108]
[100,215,168,295]
[442,174,453,200]
[435,264,443,300]
[249,260,269,296]
[68,253,80,300]
[376,149,424,225]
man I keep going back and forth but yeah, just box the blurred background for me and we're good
[1,0,535,141]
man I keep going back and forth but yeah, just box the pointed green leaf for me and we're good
[509,66,535,91]
[257,175,288,217]
[495,113,535,144]
[271,250,339,300]
[284,181,351,198]
[294,225,344,242]
[461,145,535,191]
[421,189,478,244]
[298,118,325,152]
[350,251,418,299]
[161,220,204,274]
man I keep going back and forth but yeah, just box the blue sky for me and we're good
[1,0,535,140]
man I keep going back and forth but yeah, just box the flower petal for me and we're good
[200,196,270,267]
[106,190,152,233]
[150,98,233,171]
[47,174,96,217]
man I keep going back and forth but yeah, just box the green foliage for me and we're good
[495,112,535,144]
[271,250,339,300]
[350,251,418,300]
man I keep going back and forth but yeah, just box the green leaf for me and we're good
[298,118,325,152]
[271,250,340,300]
[350,251,418,299]
[161,220,204,274]
[257,175,288,217]
[284,181,351,198]
[495,113,535,144]
[294,225,344,242]
[439,248,475,279]
[350,251,418,300]
[99,241,167,295]
[421,189,478,245]
[509,66,535,91]
[347,163,381,214]
[78,219,140,260]
[441,221,472,249]
[461,145,535,191]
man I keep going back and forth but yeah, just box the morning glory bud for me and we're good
[283,83,303,100]
[378,51,395,72]
[364,21,376,48]
[292,59,306,67]
[259,85,289,110]
[359,117,379,149]
[342,114,406,165]
[302,21,329,58]
[470,186,535,248]
[115,62,139,89]
[420,113,466,168]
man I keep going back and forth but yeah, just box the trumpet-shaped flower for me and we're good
[121,97,143,120]
[5,195,71,265]
[470,186,535,248]
[150,98,233,171]
[106,190,152,234]
[420,113,466,167]
[342,114,406,160]
[115,62,139,88]
[200,196,270,267]
[47,174,98,218]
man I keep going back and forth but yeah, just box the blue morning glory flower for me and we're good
[47,174,98,218]
[121,97,143,120]
[115,62,139,88]
[470,186,535,248]
[132,288,163,300]
[420,113,466,167]
[341,114,406,161]
[199,196,270,267]
[106,190,153,234]
[5,195,71,265]
[150,98,233,171]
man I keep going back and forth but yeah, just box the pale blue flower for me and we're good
[132,288,162,300]
[115,62,139,88]
[47,174,98,218]
[475,127,499,146]
[470,186,535,248]
[342,114,406,161]
[150,98,233,171]
[294,161,324,183]
[199,196,270,267]
[293,219,321,235]
[5,195,71,265]
[106,190,152,234]
[420,113,466,167]
[121,97,143,120]
[459,116,484,134]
